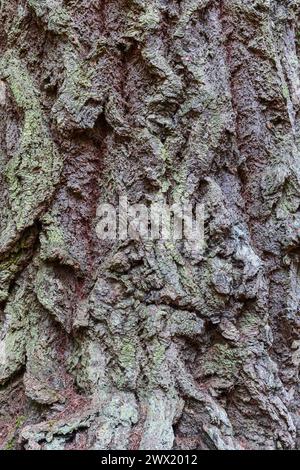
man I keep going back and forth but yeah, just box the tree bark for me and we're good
[1,0,300,450]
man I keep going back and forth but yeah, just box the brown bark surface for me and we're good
[1,0,300,450]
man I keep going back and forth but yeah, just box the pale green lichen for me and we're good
[4,414,27,449]
[125,2,160,40]
[282,83,290,100]
[110,337,139,389]
[0,284,31,385]
[0,228,36,302]
[52,44,101,130]
[39,212,74,265]
[23,301,68,405]
[202,343,240,378]
[27,0,71,34]
[5,4,27,43]
[0,50,62,251]
[119,341,136,369]
[139,5,161,30]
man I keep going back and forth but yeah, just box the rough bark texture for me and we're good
[1,0,300,451]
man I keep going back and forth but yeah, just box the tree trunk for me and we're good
[1,0,300,451]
